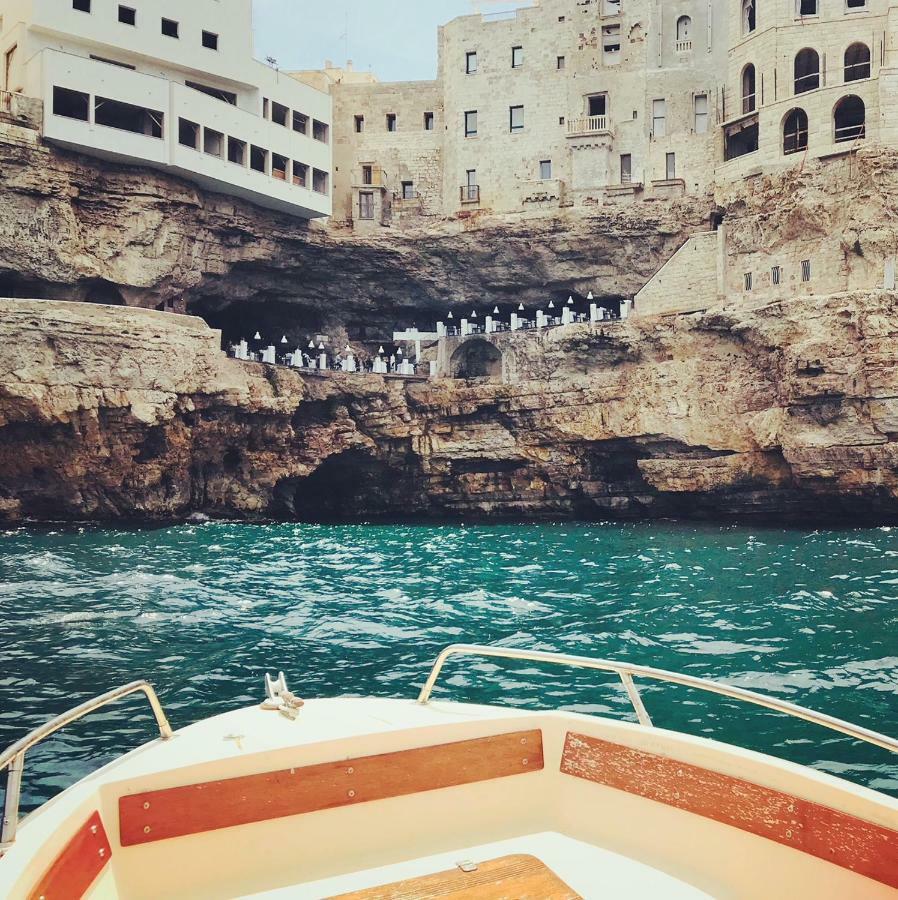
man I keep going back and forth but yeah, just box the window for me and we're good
[178,118,199,149]
[652,98,666,137]
[202,31,218,51]
[665,152,676,180]
[801,260,812,282]
[602,24,621,60]
[557,56,566,70]
[694,94,708,133]
[272,153,288,181]
[742,64,757,113]
[783,108,809,154]
[72,0,90,11]
[386,113,397,132]
[588,95,607,117]
[228,137,246,165]
[509,105,524,133]
[185,81,237,105]
[250,145,268,173]
[772,265,782,285]
[271,102,289,127]
[846,0,867,7]
[845,43,871,82]
[794,48,820,94]
[4,45,16,91]
[463,169,478,202]
[834,94,866,142]
[744,272,753,291]
[362,164,373,185]
[262,98,270,118]
[313,168,329,194]
[203,128,223,158]
[512,46,523,68]
[540,159,552,180]
[676,15,692,49]
[293,111,308,134]
[401,181,415,199]
[354,115,364,133]
[313,119,329,142]
[292,161,308,186]
[161,18,179,38]
[798,0,817,15]
[118,5,135,25]
[359,191,374,219]
[52,86,88,121]
[95,96,163,137]
[725,120,759,159]
[465,110,478,137]
[742,0,756,34]
[424,111,434,130]
[620,153,632,183]
[466,51,477,74]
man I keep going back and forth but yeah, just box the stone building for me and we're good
[298,0,897,235]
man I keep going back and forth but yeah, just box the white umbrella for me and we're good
[587,291,594,301]
[280,335,288,344]
[447,311,454,320]
[493,306,500,314]
[470,309,477,318]
[308,340,315,349]
[344,345,352,354]
[254,331,262,340]
[518,303,525,311]
[548,300,555,309]
[397,347,403,356]
[567,296,574,305]
[378,345,385,354]
[318,342,325,351]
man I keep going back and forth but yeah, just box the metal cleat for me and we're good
[262,672,304,718]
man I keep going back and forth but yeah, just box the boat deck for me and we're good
[243,832,714,899]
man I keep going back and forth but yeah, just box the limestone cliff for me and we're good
[0,121,704,343]
[3,294,898,524]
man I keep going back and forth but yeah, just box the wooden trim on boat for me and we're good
[27,810,111,900]
[119,729,543,846]
[332,854,581,899]
[560,732,898,889]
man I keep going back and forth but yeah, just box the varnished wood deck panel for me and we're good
[120,729,543,846]
[330,854,581,899]
[27,810,111,900]
[560,731,898,889]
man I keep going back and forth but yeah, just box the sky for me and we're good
[252,0,532,82]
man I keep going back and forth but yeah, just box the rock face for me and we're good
[3,294,898,525]
[0,122,706,344]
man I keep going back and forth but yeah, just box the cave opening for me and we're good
[189,296,325,348]
[450,339,503,380]
[83,279,126,306]
[273,449,409,521]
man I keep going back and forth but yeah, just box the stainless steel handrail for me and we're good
[417,644,898,754]
[0,680,172,852]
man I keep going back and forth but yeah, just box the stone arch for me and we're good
[794,48,820,95]
[844,42,871,83]
[833,94,865,143]
[782,107,809,155]
[450,339,503,381]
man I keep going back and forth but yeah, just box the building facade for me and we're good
[0,0,333,218]
[312,0,898,231]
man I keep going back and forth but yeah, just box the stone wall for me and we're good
[634,231,721,316]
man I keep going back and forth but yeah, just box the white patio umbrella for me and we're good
[308,340,315,349]
[518,303,525,311]
[318,342,325,351]
[447,311,454,320]
[493,306,500,314]
[548,300,555,309]
[378,346,385,354]
[567,296,574,305]
[254,331,262,340]
[587,291,594,301]
[280,335,288,344]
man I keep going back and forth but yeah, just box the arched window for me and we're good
[676,15,691,40]
[834,95,865,143]
[742,64,756,114]
[844,43,871,82]
[783,108,809,155]
[742,0,756,34]
[794,48,820,94]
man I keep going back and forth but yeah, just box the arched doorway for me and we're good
[450,339,503,380]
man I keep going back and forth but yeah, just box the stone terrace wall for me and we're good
[634,231,721,316]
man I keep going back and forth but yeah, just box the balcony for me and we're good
[460,184,480,204]
[675,40,692,53]
[566,115,611,138]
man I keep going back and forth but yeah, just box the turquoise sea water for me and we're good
[1,521,897,812]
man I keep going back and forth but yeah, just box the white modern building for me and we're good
[0,0,332,218]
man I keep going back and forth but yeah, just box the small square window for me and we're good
[771,265,782,285]
[540,159,552,180]
[558,15,566,21]
[466,51,478,74]
[464,110,478,137]
[161,18,179,38]
[228,137,246,165]
[512,46,523,68]
[202,31,218,51]
[313,168,329,195]
[250,145,268,173]
[292,161,308,187]
[118,5,135,25]
[510,105,524,133]
[801,259,812,282]
[293,111,308,134]
[401,181,414,200]
[271,101,288,127]
[386,113,397,131]
[557,56,566,70]
[354,115,364,133]
[313,119,329,143]
[424,111,434,130]
[203,128,223,158]
[559,116,565,125]
[72,0,90,11]
[744,272,753,291]
[178,118,199,149]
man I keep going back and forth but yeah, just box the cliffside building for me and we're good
[0,0,333,218]
[296,0,897,231]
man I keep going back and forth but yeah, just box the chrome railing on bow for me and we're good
[417,644,898,754]
[0,680,172,853]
